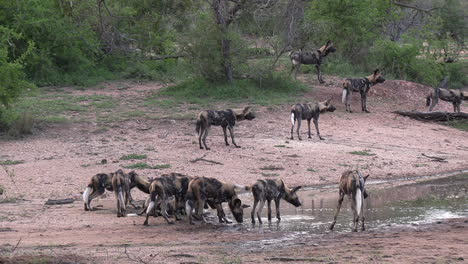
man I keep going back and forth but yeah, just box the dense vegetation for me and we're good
[0,0,466,132]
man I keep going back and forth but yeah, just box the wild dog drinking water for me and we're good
[196,107,255,150]
[290,98,336,140]
[251,179,301,224]
[426,76,467,113]
[329,170,369,232]
[290,40,336,84]
[143,173,192,225]
[83,170,151,212]
[342,69,385,113]
[185,177,250,224]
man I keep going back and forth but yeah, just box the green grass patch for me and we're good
[348,150,376,156]
[446,120,468,131]
[274,144,286,148]
[307,168,317,172]
[123,162,171,169]
[120,154,147,160]
[159,73,307,106]
[260,165,285,171]
[0,160,25,165]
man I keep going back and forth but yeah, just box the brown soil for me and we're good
[0,74,467,263]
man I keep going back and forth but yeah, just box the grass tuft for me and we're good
[260,165,285,171]
[123,162,170,169]
[348,150,375,156]
[120,154,147,160]
[0,160,25,165]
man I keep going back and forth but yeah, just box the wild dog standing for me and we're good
[185,177,250,225]
[290,40,336,84]
[329,170,369,232]
[251,179,301,224]
[112,169,132,217]
[290,98,336,140]
[426,76,467,112]
[196,107,255,150]
[342,69,386,113]
[83,172,114,211]
[143,173,192,225]
[83,170,151,212]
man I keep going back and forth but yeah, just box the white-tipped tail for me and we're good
[146,201,155,216]
[119,190,126,210]
[185,200,193,215]
[83,187,92,203]
[290,113,295,125]
[356,189,362,217]
[342,89,347,104]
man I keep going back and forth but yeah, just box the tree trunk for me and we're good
[213,0,234,82]
[221,37,233,82]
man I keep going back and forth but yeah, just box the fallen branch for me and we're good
[393,111,468,122]
[11,237,21,253]
[391,1,436,15]
[45,198,75,205]
[421,153,448,163]
[189,154,224,165]
[146,54,185,60]
[124,245,157,264]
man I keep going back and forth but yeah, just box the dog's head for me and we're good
[234,107,256,121]
[318,40,336,57]
[367,69,385,85]
[318,97,336,113]
[283,181,302,207]
[229,198,250,223]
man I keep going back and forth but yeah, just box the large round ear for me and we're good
[327,96,333,105]
[364,174,370,181]
[292,186,302,193]
[243,106,251,113]
[374,69,380,75]
[233,198,242,207]
[326,40,332,46]
[241,204,250,208]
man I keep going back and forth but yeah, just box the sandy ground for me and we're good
[0,75,467,263]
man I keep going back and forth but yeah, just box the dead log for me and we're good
[189,154,224,165]
[393,111,468,122]
[45,198,75,205]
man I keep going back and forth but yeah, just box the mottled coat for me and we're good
[196,107,255,150]
[290,40,336,83]
[426,77,468,112]
[342,69,385,113]
[290,98,336,140]
[185,177,249,224]
[329,170,370,232]
[83,170,150,212]
[251,179,301,224]
[144,173,193,225]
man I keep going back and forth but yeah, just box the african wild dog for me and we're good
[83,170,151,212]
[112,169,132,217]
[426,76,468,113]
[329,170,369,232]
[290,98,336,141]
[251,179,301,224]
[342,69,385,113]
[143,173,193,226]
[290,40,336,84]
[196,107,255,150]
[185,177,250,225]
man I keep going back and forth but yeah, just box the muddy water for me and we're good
[236,173,468,235]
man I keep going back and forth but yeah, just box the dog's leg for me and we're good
[316,64,324,84]
[346,90,353,113]
[228,126,240,148]
[115,189,123,217]
[296,118,302,141]
[329,191,344,230]
[160,197,174,225]
[313,116,324,140]
[360,197,366,231]
[202,127,210,150]
[267,199,272,222]
[251,198,259,224]
[222,125,229,146]
[275,198,281,221]
[138,197,151,215]
[290,112,295,140]
[361,91,370,113]
[307,119,312,139]
[198,125,204,149]
[256,199,265,224]
[128,191,140,209]
[84,187,103,211]
[351,195,358,232]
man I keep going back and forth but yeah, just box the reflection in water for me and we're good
[236,174,468,234]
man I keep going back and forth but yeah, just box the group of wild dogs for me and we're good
[83,169,369,232]
[82,40,464,232]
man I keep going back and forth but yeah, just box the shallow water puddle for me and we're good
[236,173,468,235]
